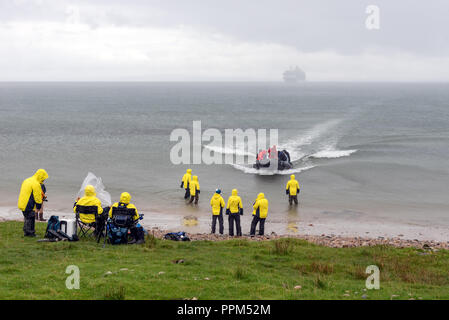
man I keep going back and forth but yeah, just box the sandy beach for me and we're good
[2,206,449,249]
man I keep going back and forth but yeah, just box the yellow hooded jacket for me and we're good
[226,189,243,214]
[189,176,200,196]
[210,193,225,215]
[109,192,139,221]
[73,185,103,223]
[286,175,300,196]
[253,193,269,218]
[18,169,48,212]
[182,169,192,189]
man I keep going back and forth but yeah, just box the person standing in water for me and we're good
[18,169,49,237]
[180,169,192,199]
[188,175,200,204]
[250,193,269,236]
[285,174,300,205]
[210,189,225,234]
[226,189,243,236]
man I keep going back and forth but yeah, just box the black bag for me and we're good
[164,232,190,241]
[44,216,78,241]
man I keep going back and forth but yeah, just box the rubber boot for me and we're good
[35,212,39,220]
[39,212,46,222]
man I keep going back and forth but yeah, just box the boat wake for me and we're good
[204,119,357,175]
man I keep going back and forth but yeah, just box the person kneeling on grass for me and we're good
[73,185,109,236]
[250,193,269,236]
[210,189,225,234]
[109,192,145,244]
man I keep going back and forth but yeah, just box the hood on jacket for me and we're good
[257,193,265,200]
[120,192,131,204]
[212,193,221,200]
[187,169,192,174]
[290,174,295,180]
[84,185,96,197]
[192,175,198,181]
[34,169,48,184]
[232,189,238,196]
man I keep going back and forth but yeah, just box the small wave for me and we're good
[311,149,357,159]
[279,119,342,161]
[231,164,315,175]
[204,145,255,157]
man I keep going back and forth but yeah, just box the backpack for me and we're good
[44,216,78,241]
[107,222,129,245]
[164,232,190,241]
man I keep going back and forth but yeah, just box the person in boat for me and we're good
[180,169,192,199]
[268,145,278,159]
[278,149,291,163]
[286,174,300,205]
[257,149,267,161]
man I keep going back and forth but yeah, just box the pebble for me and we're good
[148,227,449,249]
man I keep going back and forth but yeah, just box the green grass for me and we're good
[1,221,449,300]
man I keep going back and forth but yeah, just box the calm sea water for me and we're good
[1,82,448,227]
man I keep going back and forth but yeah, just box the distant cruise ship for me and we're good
[283,66,306,83]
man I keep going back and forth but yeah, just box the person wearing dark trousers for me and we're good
[17,169,49,237]
[250,193,269,236]
[188,175,200,204]
[180,169,192,199]
[226,189,243,236]
[285,174,300,205]
[210,189,225,234]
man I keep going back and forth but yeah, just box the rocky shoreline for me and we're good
[148,227,449,250]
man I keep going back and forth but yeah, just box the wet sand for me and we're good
[2,206,449,248]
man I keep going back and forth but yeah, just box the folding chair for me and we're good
[75,205,101,239]
[102,206,137,246]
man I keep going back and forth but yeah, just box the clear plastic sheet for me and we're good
[77,172,111,206]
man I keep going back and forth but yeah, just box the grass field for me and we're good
[1,221,449,300]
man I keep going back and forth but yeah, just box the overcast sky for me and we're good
[1,0,449,81]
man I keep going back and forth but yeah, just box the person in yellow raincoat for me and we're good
[226,189,243,236]
[18,169,48,237]
[180,169,192,199]
[109,192,145,244]
[250,193,269,236]
[188,175,200,204]
[285,174,300,205]
[73,185,109,236]
[210,189,225,234]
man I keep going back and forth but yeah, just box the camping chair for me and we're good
[102,206,138,246]
[75,205,102,239]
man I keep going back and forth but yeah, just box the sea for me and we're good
[1,82,448,238]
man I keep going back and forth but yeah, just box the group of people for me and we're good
[17,168,300,239]
[18,169,144,243]
[180,169,301,236]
